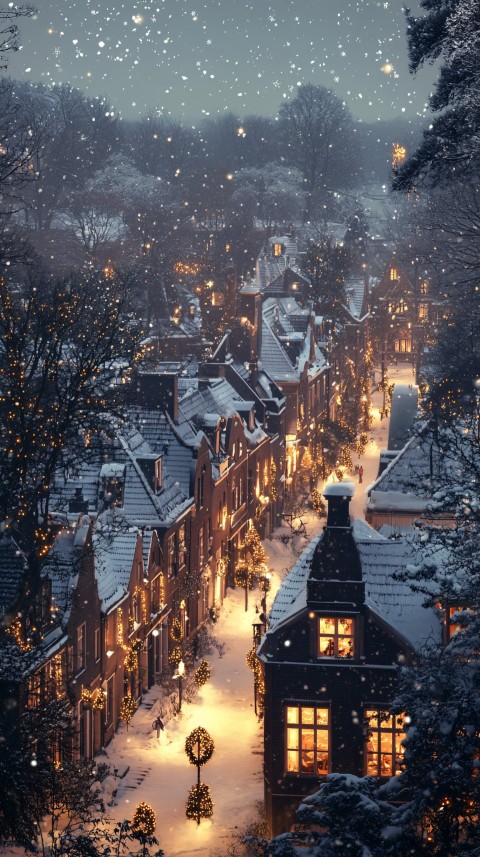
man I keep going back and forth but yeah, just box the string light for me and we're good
[131,802,156,838]
[185,783,214,824]
[119,693,137,730]
[185,726,215,767]
[194,660,211,688]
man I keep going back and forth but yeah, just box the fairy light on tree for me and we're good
[185,727,214,825]
[120,693,137,730]
[131,802,156,855]
[0,266,139,614]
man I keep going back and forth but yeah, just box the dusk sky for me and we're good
[10,0,436,124]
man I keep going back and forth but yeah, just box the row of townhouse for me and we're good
[1,229,373,762]
[0,358,288,760]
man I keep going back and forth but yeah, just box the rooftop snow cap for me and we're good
[323,481,355,528]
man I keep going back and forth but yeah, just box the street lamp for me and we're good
[259,572,272,625]
[174,659,185,713]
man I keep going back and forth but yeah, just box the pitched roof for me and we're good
[263,519,441,652]
[92,526,139,612]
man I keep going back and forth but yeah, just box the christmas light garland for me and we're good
[185,727,214,767]
[131,802,156,837]
[194,660,211,688]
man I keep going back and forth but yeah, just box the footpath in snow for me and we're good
[96,360,413,856]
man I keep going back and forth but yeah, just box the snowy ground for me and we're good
[0,361,415,857]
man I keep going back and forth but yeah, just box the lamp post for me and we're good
[259,572,272,626]
[174,659,185,713]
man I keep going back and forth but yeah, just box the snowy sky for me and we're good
[10,0,436,123]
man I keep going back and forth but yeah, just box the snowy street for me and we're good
[98,359,415,855]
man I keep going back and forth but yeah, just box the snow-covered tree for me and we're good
[300,235,351,315]
[232,163,305,231]
[394,0,480,189]
[260,774,410,856]
[0,255,138,571]
[278,84,358,221]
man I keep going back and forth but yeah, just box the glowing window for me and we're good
[419,302,428,320]
[394,338,412,353]
[420,280,428,295]
[273,243,283,257]
[319,617,354,658]
[390,267,398,281]
[365,710,405,777]
[447,606,468,640]
[286,705,329,775]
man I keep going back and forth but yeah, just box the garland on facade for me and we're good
[168,645,183,667]
[92,690,105,710]
[270,459,278,500]
[124,647,138,673]
[246,645,265,718]
[194,660,211,688]
[170,617,183,642]
[81,688,92,706]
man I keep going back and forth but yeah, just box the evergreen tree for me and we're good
[261,774,412,856]
[394,0,480,189]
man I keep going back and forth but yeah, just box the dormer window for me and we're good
[318,617,354,658]
[154,457,163,493]
[420,280,428,295]
[390,267,398,281]
[273,243,283,257]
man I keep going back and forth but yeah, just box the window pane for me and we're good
[337,637,354,658]
[316,709,329,726]
[287,750,298,772]
[380,755,393,775]
[301,708,314,725]
[381,732,393,752]
[287,728,298,750]
[316,752,328,774]
[301,730,315,750]
[338,618,353,634]
[367,755,378,775]
[301,750,314,773]
[320,637,335,656]
[320,618,335,634]
[286,706,299,724]
[365,710,378,724]
[316,731,329,751]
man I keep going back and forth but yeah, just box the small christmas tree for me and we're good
[131,802,159,857]
[120,693,137,730]
[185,783,213,824]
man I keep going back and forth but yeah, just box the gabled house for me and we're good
[366,427,466,531]
[257,482,441,835]
[370,253,433,364]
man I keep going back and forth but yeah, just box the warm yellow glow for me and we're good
[392,144,407,167]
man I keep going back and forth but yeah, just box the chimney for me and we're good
[322,482,355,528]
[136,369,179,421]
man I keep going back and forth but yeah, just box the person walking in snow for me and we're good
[358,465,364,484]
[153,715,164,740]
